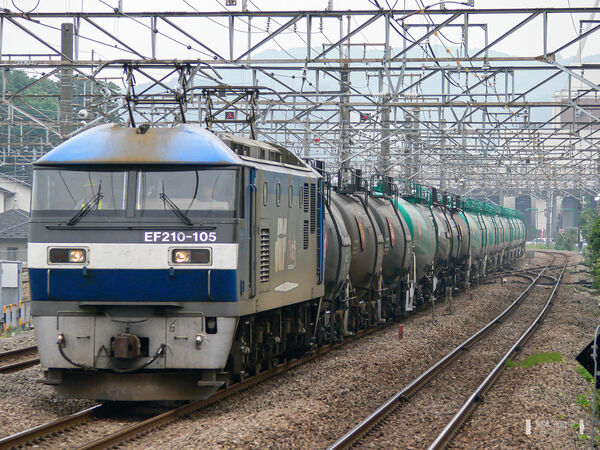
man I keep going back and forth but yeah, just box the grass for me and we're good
[506,351,563,368]
[575,366,600,423]
[577,365,595,383]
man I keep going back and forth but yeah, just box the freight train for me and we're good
[28,124,526,401]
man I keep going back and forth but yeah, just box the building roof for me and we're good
[0,209,29,240]
[35,124,247,167]
[0,172,31,188]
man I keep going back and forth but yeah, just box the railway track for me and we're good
[0,327,382,449]
[0,345,39,374]
[0,258,538,449]
[428,256,566,448]
[328,251,567,449]
[0,404,102,449]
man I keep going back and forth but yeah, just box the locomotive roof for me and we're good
[35,124,248,166]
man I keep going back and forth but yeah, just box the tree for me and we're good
[579,206,598,241]
[589,218,600,255]
[554,228,578,251]
[0,69,121,181]
[586,217,600,289]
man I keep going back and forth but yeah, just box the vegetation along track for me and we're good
[0,345,39,374]
[328,251,568,449]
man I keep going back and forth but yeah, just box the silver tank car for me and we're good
[329,170,384,303]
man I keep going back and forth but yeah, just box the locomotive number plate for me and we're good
[143,231,217,243]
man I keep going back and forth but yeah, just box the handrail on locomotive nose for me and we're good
[104,312,151,324]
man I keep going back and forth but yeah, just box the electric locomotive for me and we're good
[29,123,324,400]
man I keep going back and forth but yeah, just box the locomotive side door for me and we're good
[255,169,272,295]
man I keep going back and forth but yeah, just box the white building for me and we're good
[0,174,32,264]
[0,174,31,212]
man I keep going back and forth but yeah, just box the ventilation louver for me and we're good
[303,183,309,213]
[303,220,309,250]
[310,183,316,234]
[260,228,270,282]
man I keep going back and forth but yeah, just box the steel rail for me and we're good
[328,253,556,450]
[0,345,39,374]
[428,253,567,449]
[1,328,380,449]
[75,327,381,450]
[0,404,103,449]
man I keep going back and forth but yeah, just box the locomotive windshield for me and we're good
[136,169,238,218]
[32,169,127,213]
[31,168,238,219]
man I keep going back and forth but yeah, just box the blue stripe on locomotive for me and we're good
[29,268,238,302]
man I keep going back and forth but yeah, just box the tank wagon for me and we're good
[28,124,525,401]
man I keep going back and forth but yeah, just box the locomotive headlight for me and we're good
[171,249,211,265]
[48,248,87,264]
[173,250,191,263]
[69,249,86,263]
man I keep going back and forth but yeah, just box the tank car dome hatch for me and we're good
[35,123,248,166]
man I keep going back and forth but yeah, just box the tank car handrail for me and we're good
[336,167,367,194]
[460,196,521,220]
[395,179,432,206]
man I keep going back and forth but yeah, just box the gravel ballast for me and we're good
[360,256,566,448]
[0,329,36,353]
[1,251,594,449]
[450,251,597,449]
[125,253,555,449]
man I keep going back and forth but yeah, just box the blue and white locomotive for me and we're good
[30,124,323,400]
[29,123,525,401]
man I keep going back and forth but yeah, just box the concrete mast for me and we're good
[59,23,74,140]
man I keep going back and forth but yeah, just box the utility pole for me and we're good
[551,191,557,238]
[59,23,74,139]
[340,67,350,168]
[304,114,310,158]
[379,94,391,176]
[339,15,351,169]
[405,108,420,180]
[440,118,446,189]
[545,189,552,248]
